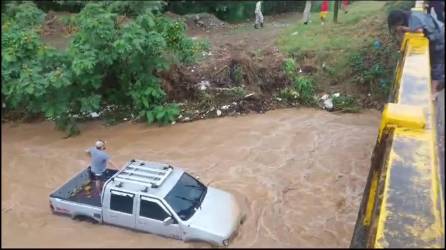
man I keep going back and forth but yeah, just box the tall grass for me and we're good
[277,1,387,53]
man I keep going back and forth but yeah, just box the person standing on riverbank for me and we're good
[303,1,312,25]
[320,0,329,25]
[255,1,264,29]
[342,0,349,14]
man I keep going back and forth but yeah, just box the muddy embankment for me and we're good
[158,12,313,123]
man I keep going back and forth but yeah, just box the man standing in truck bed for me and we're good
[86,140,118,191]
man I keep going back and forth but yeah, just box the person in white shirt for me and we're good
[255,1,264,29]
[303,1,312,25]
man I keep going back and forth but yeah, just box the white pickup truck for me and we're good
[49,159,242,246]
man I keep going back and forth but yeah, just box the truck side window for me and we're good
[110,191,134,214]
[140,199,170,221]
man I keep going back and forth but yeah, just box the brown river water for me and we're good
[2,108,381,248]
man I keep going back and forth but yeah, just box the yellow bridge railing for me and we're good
[350,3,444,248]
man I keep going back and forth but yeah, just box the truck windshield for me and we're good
[164,173,207,221]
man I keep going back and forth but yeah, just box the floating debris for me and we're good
[196,80,210,91]
[373,40,382,49]
[320,94,334,111]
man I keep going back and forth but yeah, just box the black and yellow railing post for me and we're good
[350,1,445,248]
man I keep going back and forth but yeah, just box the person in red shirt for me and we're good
[342,0,349,14]
[320,0,329,25]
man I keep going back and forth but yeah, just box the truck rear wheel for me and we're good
[73,215,98,224]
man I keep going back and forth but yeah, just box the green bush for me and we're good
[2,2,48,114]
[101,1,166,16]
[2,1,46,31]
[283,58,297,78]
[2,2,199,136]
[33,1,166,14]
[293,76,315,105]
[279,87,299,103]
[348,40,398,97]
[332,95,360,113]
[281,58,315,105]
[228,86,246,99]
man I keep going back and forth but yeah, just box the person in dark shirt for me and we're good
[388,10,445,98]
[426,0,444,23]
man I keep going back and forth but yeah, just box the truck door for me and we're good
[103,190,136,229]
[136,196,182,240]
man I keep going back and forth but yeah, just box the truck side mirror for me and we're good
[195,176,200,180]
[163,216,174,226]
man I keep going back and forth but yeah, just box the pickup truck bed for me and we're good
[50,168,118,207]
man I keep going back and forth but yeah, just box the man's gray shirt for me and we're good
[88,147,110,175]
[409,12,444,53]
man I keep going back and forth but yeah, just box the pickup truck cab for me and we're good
[49,159,242,246]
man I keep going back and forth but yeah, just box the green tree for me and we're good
[2,2,200,136]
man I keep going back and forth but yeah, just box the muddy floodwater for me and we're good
[2,108,381,248]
